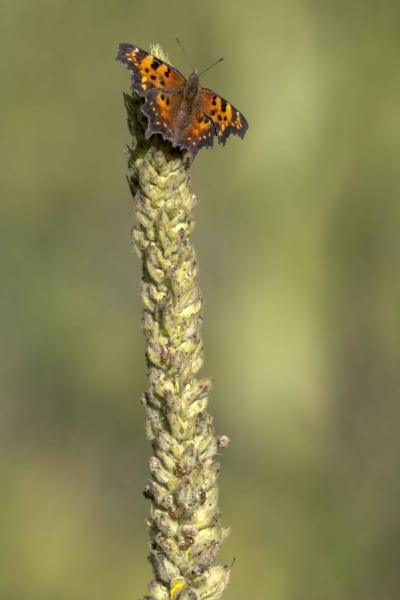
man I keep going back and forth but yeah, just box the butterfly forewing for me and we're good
[117,44,185,95]
[201,88,248,146]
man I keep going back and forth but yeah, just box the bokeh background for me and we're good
[1,0,400,598]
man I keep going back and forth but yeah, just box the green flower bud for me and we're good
[143,480,174,511]
[175,476,197,511]
[151,508,179,538]
[148,579,169,600]
[176,588,200,600]
[195,565,231,600]
[152,553,180,583]
[179,443,197,472]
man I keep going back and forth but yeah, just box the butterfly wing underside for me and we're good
[201,88,248,146]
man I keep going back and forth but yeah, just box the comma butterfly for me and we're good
[116,42,249,162]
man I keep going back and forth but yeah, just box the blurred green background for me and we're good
[1,0,400,598]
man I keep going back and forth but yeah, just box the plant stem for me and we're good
[122,44,232,600]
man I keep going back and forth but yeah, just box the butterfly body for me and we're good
[183,71,200,99]
[116,44,248,161]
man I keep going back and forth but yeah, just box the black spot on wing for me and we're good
[218,108,249,146]
[151,58,162,70]
[116,43,187,98]
[202,87,249,146]
[116,44,155,97]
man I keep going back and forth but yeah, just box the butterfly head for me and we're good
[188,69,199,81]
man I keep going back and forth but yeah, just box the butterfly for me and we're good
[116,43,249,162]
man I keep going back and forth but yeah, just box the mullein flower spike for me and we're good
[122,44,232,600]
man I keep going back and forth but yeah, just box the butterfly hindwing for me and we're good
[116,44,185,96]
[201,88,248,146]
[141,88,182,141]
[178,106,215,162]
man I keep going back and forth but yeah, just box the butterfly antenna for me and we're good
[175,36,195,71]
[198,57,224,77]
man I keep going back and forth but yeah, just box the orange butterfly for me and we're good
[116,43,248,162]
